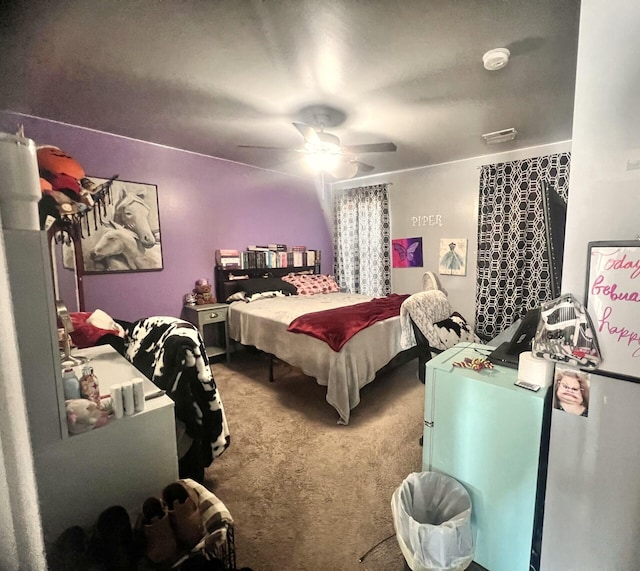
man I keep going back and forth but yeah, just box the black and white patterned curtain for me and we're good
[475,153,571,339]
[333,184,391,296]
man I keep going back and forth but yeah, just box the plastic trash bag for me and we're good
[391,471,474,571]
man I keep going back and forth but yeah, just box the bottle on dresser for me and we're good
[61,368,81,400]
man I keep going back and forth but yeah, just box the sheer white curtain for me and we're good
[333,183,391,296]
[0,223,47,570]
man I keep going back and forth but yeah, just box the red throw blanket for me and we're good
[287,294,410,352]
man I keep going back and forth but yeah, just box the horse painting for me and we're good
[90,221,161,271]
[113,187,158,249]
[80,178,163,273]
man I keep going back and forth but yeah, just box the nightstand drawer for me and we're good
[198,307,227,325]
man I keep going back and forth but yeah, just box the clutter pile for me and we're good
[48,479,250,571]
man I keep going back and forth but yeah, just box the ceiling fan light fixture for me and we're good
[329,160,359,180]
[305,149,341,172]
[304,140,341,155]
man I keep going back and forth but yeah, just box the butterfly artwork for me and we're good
[392,237,423,268]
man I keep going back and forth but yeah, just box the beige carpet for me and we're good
[205,349,425,571]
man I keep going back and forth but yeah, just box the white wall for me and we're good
[541,3,640,570]
[561,2,640,299]
[331,140,571,325]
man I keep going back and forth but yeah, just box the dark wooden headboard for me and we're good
[214,265,317,303]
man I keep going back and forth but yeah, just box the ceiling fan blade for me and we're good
[341,142,397,154]
[292,122,320,143]
[237,145,303,151]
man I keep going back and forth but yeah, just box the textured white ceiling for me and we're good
[0,0,581,179]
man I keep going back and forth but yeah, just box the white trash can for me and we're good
[391,471,474,571]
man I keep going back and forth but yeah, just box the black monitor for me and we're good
[541,180,567,298]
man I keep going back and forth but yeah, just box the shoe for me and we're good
[142,496,179,565]
[162,481,204,550]
[91,505,137,570]
[48,525,91,570]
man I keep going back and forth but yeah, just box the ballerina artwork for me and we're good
[439,238,467,275]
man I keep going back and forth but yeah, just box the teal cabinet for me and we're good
[423,343,547,571]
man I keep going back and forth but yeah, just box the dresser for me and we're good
[422,343,550,571]
[34,345,179,542]
[182,303,230,361]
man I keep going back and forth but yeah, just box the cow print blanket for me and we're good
[124,316,230,468]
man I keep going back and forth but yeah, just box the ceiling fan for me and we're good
[238,117,397,179]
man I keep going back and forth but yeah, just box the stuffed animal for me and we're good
[36,145,100,226]
[193,278,216,305]
[65,398,110,434]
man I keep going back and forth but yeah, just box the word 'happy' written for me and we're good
[598,306,640,357]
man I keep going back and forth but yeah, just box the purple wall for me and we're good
[1,112,333,321]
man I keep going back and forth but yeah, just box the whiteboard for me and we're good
[585,241,640,382]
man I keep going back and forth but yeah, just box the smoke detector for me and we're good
[482,128,518,144]
[483,48,510,71]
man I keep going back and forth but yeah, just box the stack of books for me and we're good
[215,249,241,269]
[215,245,321,270]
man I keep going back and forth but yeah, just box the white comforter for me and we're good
[227,292,413,424]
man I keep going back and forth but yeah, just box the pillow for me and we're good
[69,310,125,349]
[246,291,286,302]
[281,273,340,295]
[433,311,482,349]
[241,277,298,296]
[226,291,247,303]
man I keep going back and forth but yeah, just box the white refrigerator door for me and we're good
[541,373,640,570]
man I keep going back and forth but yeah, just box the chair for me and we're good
[401,272,482,382]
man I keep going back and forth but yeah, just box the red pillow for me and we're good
[68,312,121,349]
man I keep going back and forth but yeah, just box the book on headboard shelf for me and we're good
[236,248,321,270]
[214,248,321,272]
[215,249,241,268]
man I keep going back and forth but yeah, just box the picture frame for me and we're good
[392,237,423,268]
[439,238,467,276]
[81,177,163,274]
[585,240,640,382]
[553,365,591,418]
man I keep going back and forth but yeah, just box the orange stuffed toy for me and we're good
[36,145,103,225]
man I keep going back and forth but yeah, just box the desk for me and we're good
[33,345,179,543]
[423,343,548,571]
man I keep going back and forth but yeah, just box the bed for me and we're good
[217,270,421,424]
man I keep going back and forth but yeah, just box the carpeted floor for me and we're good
[205,349,426,571]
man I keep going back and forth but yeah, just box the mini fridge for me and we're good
[422,343,551,571]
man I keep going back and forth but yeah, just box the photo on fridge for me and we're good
[553,365,590,417]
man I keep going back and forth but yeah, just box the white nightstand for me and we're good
[182,303,230,361]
